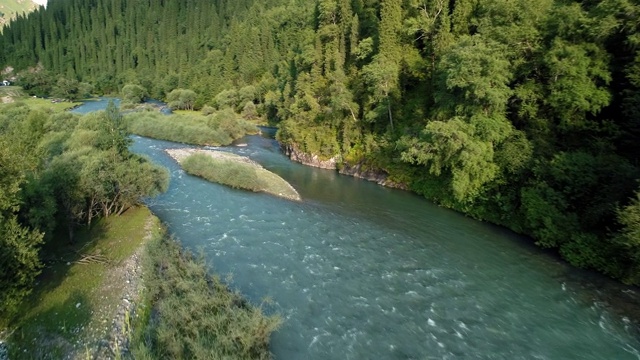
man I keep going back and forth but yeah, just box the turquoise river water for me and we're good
[75,100,640,359]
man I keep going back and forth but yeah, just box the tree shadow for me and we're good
[5,221,110,345]
[33,221,110,299]
[10,291,93,360]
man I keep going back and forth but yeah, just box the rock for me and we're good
[282,143,408,190]
[76,303,81,308]
[282,144,338,169]
[339,162,408,190]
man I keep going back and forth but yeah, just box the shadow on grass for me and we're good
[9,291,93,360]
[33,221,110,302]
[5,223,110,355]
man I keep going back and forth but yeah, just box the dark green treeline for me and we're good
[2,0,640,284]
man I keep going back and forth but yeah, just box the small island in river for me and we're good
[166,148,301,201]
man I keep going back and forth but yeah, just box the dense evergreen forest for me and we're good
[1,0,640,284]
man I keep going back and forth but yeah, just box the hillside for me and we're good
[0,0,639,285]
[0,0,39,29]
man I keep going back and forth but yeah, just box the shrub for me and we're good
[167,89,197,111]
[132,234,281,359]
[201,105,215,116]
[127,112,257,146]
[122,84,147,104]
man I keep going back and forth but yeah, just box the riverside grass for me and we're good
[4,206,281,359]
[174,150,301,201]
[132,233,281,360]
[0,86,80,111]
[127,110,258,146]
[5,207,157,359]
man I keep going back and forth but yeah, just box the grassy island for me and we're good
[167,149,301,201]
[0,100,280,359]
[127,111,258,146]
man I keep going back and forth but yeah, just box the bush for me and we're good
[122,84,147,104]
[167,89,197,111]
[132,234,281,359]
[127,112,257,146]
[201,105,215,116]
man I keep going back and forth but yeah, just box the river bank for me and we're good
[1,205,280,359]
[282,143,407,190]
[1,207,157,359]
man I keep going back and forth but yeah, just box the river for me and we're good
[76,100,640,359]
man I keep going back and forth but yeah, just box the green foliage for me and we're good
[399,118,500,201]
[214,89,239,110]
[242,101,258,120]
[181,152,299,200]
[0,211,43,325]
[434,36,513,117]
[134,234,281,359]
[122,84,148,104]
[543,39,611,125]
[51,77,93,101]
[128,110,258,146]
[614,189,640,283]
[167,89,197,111]
[0,121,43,323]
[17,69,54,97]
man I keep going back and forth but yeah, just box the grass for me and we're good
[6,207,158,359]
[3,205,282,359]
[0,86,80,112]
[0,85,24,98]
[0,0,37,29]
[127,110,258,146]
[180,151,301,200]
[131,230,282,359]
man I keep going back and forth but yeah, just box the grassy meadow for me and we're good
[0,0,37,29]
[0,86,80,111]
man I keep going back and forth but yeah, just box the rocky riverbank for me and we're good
[282,144,338,169]
[339,162,408,190]
[282,144,408,190]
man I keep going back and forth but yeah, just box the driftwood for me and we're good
[76,253,110,265]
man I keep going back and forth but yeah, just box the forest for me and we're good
[0,0,639,285]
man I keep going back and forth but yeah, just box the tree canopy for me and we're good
[2,0,640,283]
[0,102,168,321]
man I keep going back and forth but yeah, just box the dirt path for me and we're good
[68,216,156,359]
